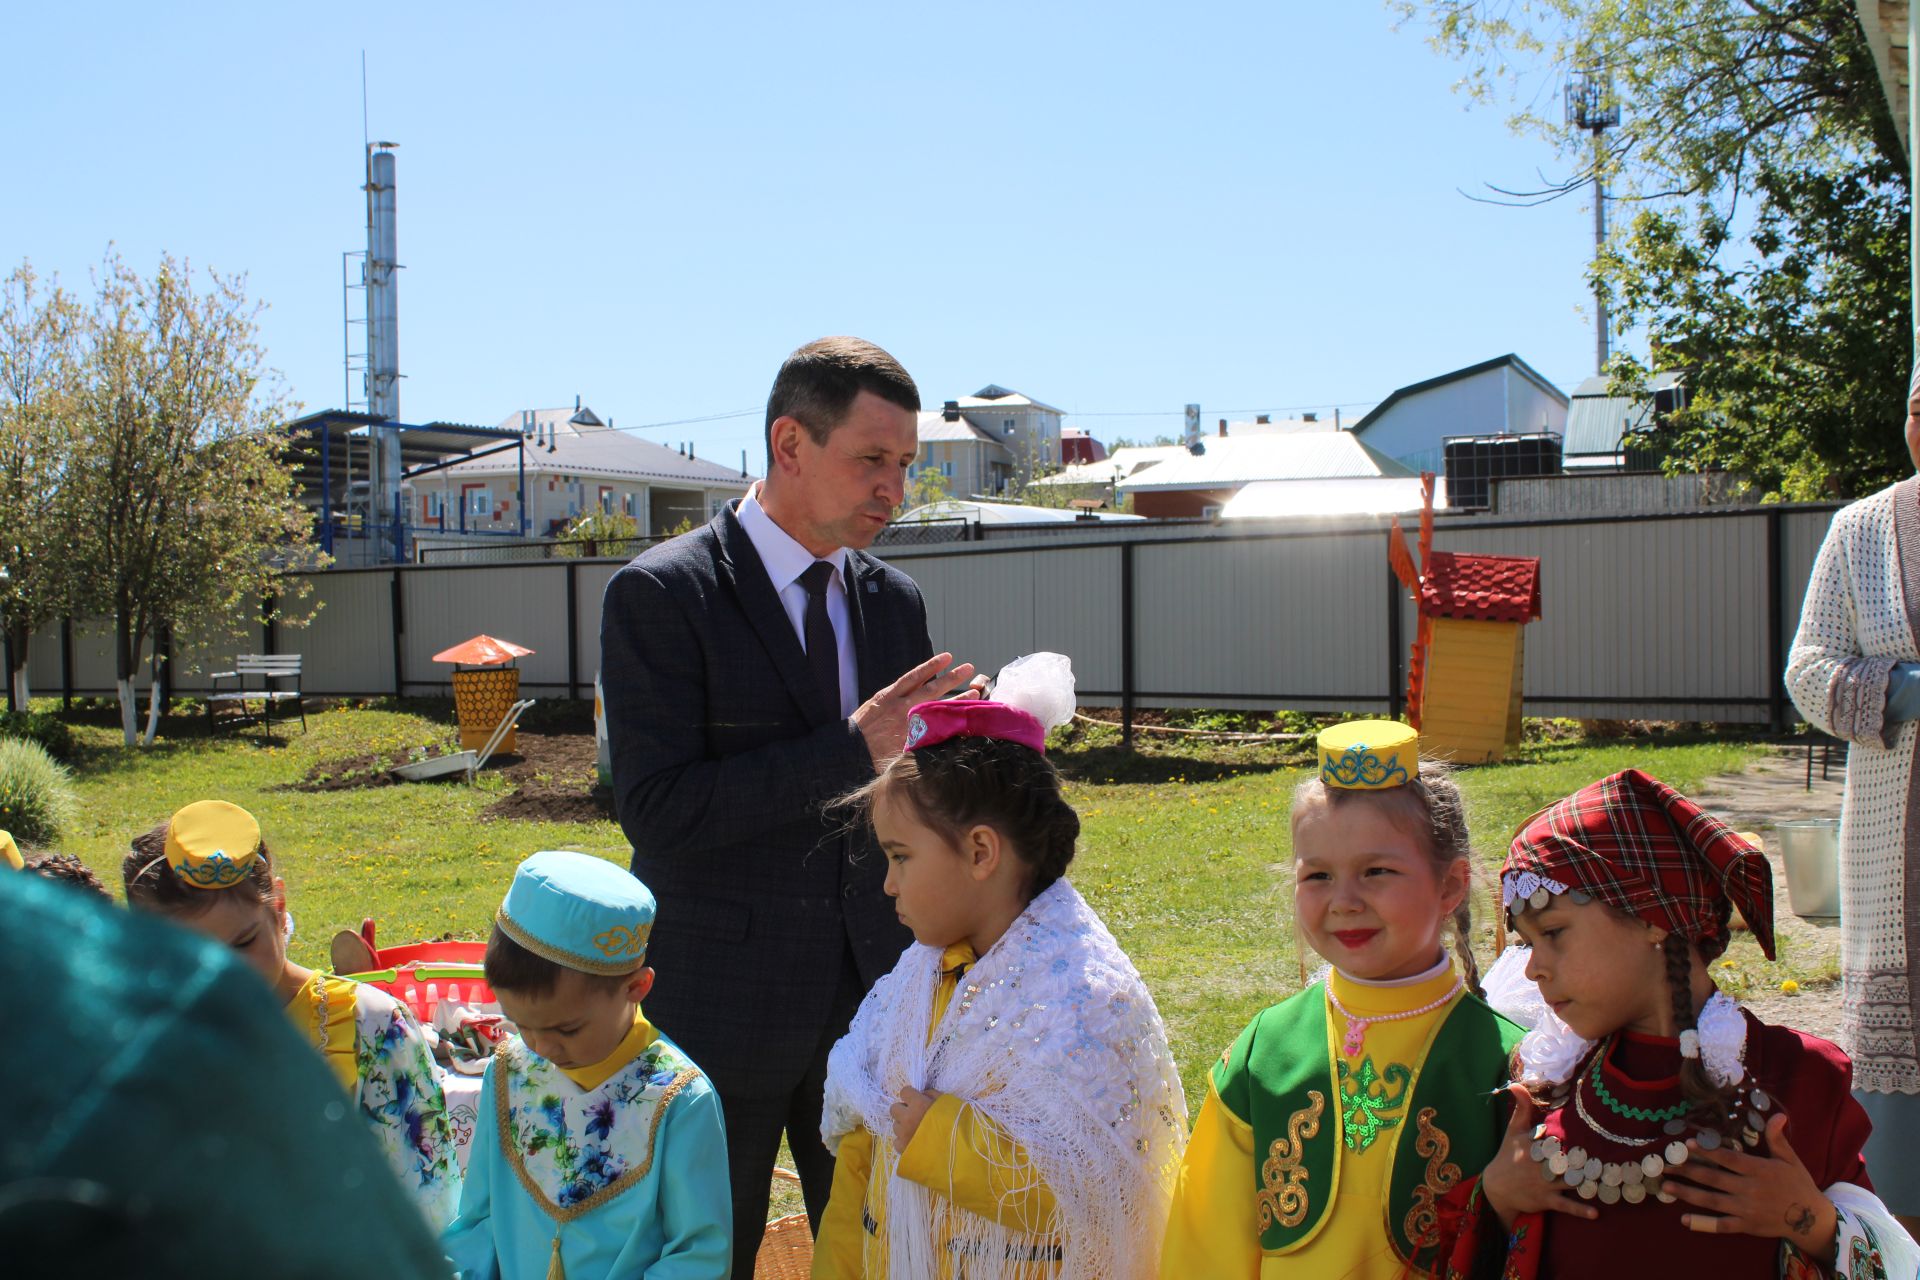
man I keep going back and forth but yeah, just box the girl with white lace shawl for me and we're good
[814,654,1187,1280]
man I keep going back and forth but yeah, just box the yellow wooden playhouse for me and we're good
[1414,551,1542,765]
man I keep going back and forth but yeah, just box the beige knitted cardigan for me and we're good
[1785,475,1920,1093]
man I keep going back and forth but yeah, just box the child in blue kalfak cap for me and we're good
[443,850,731,1280]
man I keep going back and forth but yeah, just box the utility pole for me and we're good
[1567,62,1621,374]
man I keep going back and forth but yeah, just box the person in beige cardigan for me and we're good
[1784,363,1920,1229]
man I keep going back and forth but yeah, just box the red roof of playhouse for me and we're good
[1419,552,1542,623]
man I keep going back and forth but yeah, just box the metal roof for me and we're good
[897,499,1144,525]
[442,406,754,487]
[1562,371,1685,457]
[283,410,526,495]
[1220,475,1450,520]
[917,411,1011,448]
[1032,445,1189,487]
[1116,433,1413,492]
[1348,354,1568,436]
[957,385,1067,415]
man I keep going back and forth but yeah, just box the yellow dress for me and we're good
[1160,962,1463,1280]
[813,942,1058,1279]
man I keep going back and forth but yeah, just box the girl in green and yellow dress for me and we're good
[1161,721,1525,1279]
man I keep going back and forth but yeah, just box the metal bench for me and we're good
[205,654,307,735]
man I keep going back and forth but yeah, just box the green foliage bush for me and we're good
[0,709,78,762]
[0,737,79,847]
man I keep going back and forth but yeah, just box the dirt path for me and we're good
[1689,745,1845,1044]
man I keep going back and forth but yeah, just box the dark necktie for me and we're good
[799,560,840,714]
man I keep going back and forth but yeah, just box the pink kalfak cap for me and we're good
[903,699,1048,755]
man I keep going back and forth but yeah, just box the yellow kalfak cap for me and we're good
[1318,720,1420,790]
[164,800,263,889]
[0,830,21,871]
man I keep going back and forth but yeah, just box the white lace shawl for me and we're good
[821,879,1187,1280]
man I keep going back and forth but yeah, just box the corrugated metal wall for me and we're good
[19,506,1845,724]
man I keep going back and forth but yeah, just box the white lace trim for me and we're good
[1500,870,1570,909]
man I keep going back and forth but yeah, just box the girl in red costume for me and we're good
[1439,769,1918,1279]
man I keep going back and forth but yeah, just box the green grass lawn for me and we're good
[28,701,1772,1220]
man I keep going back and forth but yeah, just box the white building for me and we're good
[911,385,1067,497]
[1347,354,1569,474]
[423,402,754,540]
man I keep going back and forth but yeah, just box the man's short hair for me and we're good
[764,337,920,465]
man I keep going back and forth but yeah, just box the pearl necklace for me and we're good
[1324,973,1464,1058]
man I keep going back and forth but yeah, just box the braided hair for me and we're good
[1664,931,1736,1128]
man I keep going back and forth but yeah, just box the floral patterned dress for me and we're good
[287,972,463,1233]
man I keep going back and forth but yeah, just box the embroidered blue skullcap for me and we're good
[495,850,655,976]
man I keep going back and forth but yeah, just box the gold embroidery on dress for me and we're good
[1257,1090,1325,1231]
[1403,1106,1463,1248]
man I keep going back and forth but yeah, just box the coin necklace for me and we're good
[1527,1065,1777,1206]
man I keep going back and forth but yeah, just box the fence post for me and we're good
[61,617,73,712]
[1387,566,1404,721]
[565,560,580,701]
[2,631,13,713]
[390,569,406,698]
[1120,543,1136,750]
[263,593,278,655]
[1766,508,1786,733]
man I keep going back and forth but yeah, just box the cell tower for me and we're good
[1566,63,1620,374]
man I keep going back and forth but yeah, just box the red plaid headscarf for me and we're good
[1503,769,1775,961]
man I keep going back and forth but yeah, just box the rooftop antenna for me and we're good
[1566,59,1621,374]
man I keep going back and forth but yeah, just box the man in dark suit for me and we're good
[600,337,977,1275]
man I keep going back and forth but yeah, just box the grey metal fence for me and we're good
[15,504,1845,732]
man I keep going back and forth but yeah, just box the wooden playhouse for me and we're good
[1414,551,1542,764]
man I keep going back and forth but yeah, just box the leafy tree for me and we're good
[556,509,639,558]
[895,464,953,518]
[0,262,83,710]
[66,251,317,745]
[1398,0,1911,498]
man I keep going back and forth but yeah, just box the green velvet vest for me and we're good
[1212,981,1524,1271]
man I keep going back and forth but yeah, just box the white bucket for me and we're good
[1775,818,1841,923]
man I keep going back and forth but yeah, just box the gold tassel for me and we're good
[547,1230,565,1280]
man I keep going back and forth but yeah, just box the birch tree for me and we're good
[67,251,316,745]
[0,262,82,710]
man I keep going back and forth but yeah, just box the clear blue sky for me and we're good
[8,1,1603,467]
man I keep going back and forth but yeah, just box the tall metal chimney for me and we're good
[363,143,402,548]
[364,144,400,419]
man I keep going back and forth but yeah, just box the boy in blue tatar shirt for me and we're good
[444,851,731,1279]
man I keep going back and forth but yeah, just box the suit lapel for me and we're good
[713,507,836,727]
[845,552,887,702]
